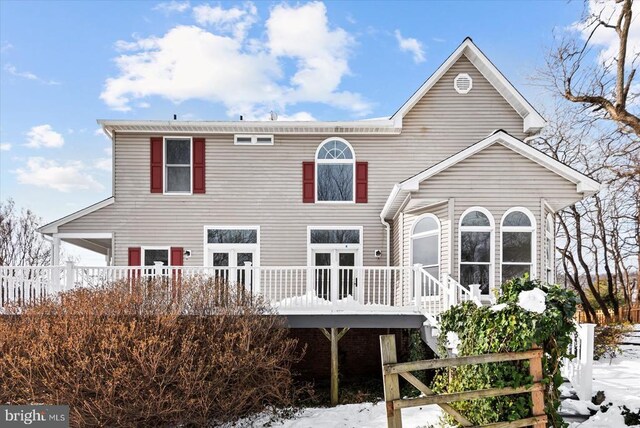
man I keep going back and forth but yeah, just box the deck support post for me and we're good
[320,327,350,406]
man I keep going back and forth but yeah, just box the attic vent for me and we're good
[454,73,473,94]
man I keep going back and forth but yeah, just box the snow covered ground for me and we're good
[233,402,445,428]
[566,325,640,427]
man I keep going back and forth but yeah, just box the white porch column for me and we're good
[51,235,61,266]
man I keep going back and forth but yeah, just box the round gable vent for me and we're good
[454,73,473,94]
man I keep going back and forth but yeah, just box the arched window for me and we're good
[459,207,494,294]
[501,208,536,284]
[316,138,355,202]
[411,214,440,280]
[545,213,554,284]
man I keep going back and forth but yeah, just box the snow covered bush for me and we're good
[433,276,579,427]
[0,277,305,427]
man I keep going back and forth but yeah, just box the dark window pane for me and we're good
[166,166,191,192]
[412,235,438,266]
[144,249,169,266]
[315,252,331,266]
[501,264,530,284]
[502,232,532,262]
[413,216,438,234]
[166,139,190,165]
[212,253,229,267]
[339,252,355,267]
[317,140,353,160]
[207,229,257,244]
[461,211,490,226]
[310,229,360,244]
[237,252,253,266]
[460,264,490,294]
[317,164,353,201]
[503,211,531,227]
[461,231,491,262]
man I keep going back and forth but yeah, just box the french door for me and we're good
[312,249,358,301]
[208,249,254,284]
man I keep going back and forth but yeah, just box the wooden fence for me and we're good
[575,306,640,324]
[380,334,546,428]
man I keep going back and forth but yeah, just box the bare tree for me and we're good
[0,199,51,266]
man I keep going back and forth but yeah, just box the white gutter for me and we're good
[380,184,403,266]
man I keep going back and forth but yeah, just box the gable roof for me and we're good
[390,37,546,134]
[380,130,600,220]
[39,197,114,234]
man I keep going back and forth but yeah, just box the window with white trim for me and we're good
[501,208,536,284]
[411,214,440,280]
[204,226,260,283]
[165,137,192,193]
[545,214,554,284]
[316,138,355,202]
[459,208,493,294]
[143,248,169,266]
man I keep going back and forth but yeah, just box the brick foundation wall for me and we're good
[289,328,413,381]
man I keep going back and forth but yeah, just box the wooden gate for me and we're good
[380,335,547,428]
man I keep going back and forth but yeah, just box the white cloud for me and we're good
[4,64,60,85]
[25,124,64,148]
[193,2,257,41]
[95,147,113,171]
[1,41,12,52]
[153,0,190,14]
[101,2,371,117]
[394,30,425,63]
[0,143,11,151]
[573,1,640,66]
[273,111,315,121]
[15,158,104,192]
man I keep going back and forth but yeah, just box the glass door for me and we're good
[311,250,358,302]
[209,250,254,284]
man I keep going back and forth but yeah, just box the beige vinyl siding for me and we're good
[413,142,579,286]
[57,54,574,270]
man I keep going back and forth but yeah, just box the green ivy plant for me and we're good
[432,276,578,427]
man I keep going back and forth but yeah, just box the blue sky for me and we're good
[0,0,585,262]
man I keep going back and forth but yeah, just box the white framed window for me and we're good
[500,207,536,284]
[315,138,355,203]
[545,213,555,284]
[234,135,274,145]
[164,136,192,194]
[459,207,494,294]
[142,247,170,266]
[411,214,440,280]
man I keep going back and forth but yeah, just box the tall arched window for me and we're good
[501,208,536,284]
[459,207,494,294]
[411,214,440,280]
[545,213,554,284]
[316,138,355,202]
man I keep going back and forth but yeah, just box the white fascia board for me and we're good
[399,131,600,195]
[39,197,115,234]
[391,38,546,135]
[54,232,113,239]
[380,184,403,221]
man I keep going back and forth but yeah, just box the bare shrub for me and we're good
[0,276,305,427]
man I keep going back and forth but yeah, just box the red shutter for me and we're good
[170,247,184,266]
[128,247,142,284]
[356,161,368,203]
[128,247,141,266]
[302,161,315,203]
[150,137,163,193]
[192,138,205,194]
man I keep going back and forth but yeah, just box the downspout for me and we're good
[380,216,391,266]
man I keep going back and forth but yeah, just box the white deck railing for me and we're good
[1,262,476,317]
[562,322,595,401]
